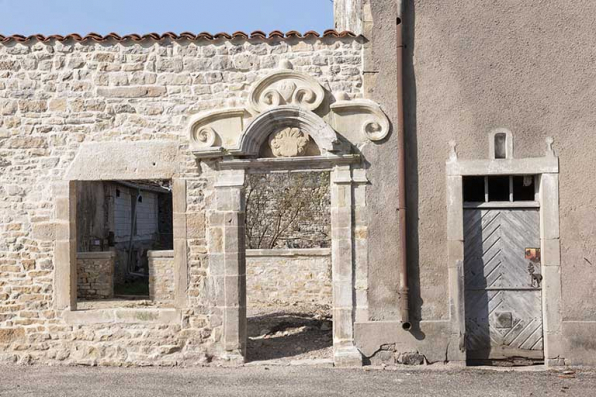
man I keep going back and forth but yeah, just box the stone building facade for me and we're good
[0,30,372,366]
[2,0,595,368]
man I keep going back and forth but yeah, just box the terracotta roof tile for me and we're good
[0,30,356,44]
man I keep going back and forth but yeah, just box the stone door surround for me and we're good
[209,162,365,365]
[445,131,562,366]
[193,60,390,365]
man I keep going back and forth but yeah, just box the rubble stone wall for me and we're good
[245,172,331,250]
[0,37,362,366]
[76,251,115,300]
[246,249,332,306]
[148,250,174,303]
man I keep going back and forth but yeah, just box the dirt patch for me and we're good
[247,304,332,362]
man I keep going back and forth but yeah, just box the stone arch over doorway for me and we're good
[237,106,340,157]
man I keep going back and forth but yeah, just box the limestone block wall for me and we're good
[246,249,332,306]
[148,250,174,303]
[76,251,115,300]
[0,36,363,366]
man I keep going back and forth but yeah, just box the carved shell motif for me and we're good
[268,127,310,157]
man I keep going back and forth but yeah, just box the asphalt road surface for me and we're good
[0,364,593,396]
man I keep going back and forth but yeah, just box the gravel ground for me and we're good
[246,304,332,363]
[0,365,593,397]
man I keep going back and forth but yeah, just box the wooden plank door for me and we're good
[464,208,543,361]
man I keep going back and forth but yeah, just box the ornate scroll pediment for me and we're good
[188,108,248,157]
[248,70,325,113]
[330,99,391,143]
[188,60,391,160]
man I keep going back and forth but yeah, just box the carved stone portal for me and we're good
[268,127,310,157]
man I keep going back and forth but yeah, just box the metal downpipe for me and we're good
[396,0,411,331]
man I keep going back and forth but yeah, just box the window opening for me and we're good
[76,180,173,308]
[463,175,538,203]
[488,176,510,201]
[512,175,536,201]
[463,176,486,203]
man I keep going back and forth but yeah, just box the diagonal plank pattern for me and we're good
[464,208,543,360]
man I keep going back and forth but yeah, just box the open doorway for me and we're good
[244,171,333,362]
[75,180,173,308]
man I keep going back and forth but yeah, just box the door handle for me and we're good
[527,262,542,288]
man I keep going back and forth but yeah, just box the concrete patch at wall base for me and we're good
[355,321,461,365]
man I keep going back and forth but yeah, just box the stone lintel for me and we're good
[65,141,179,181]
[447,156,558,176]
[219,154,361,171]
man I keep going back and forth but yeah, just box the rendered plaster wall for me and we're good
[76,252,115,300]
[148,250,175,303]
[246,249,332,306]
[347,0,596,365]
[0,37,363,365]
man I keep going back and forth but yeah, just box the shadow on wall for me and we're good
[403,0,423,327]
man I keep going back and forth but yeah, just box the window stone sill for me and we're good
[63,308,181,325]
